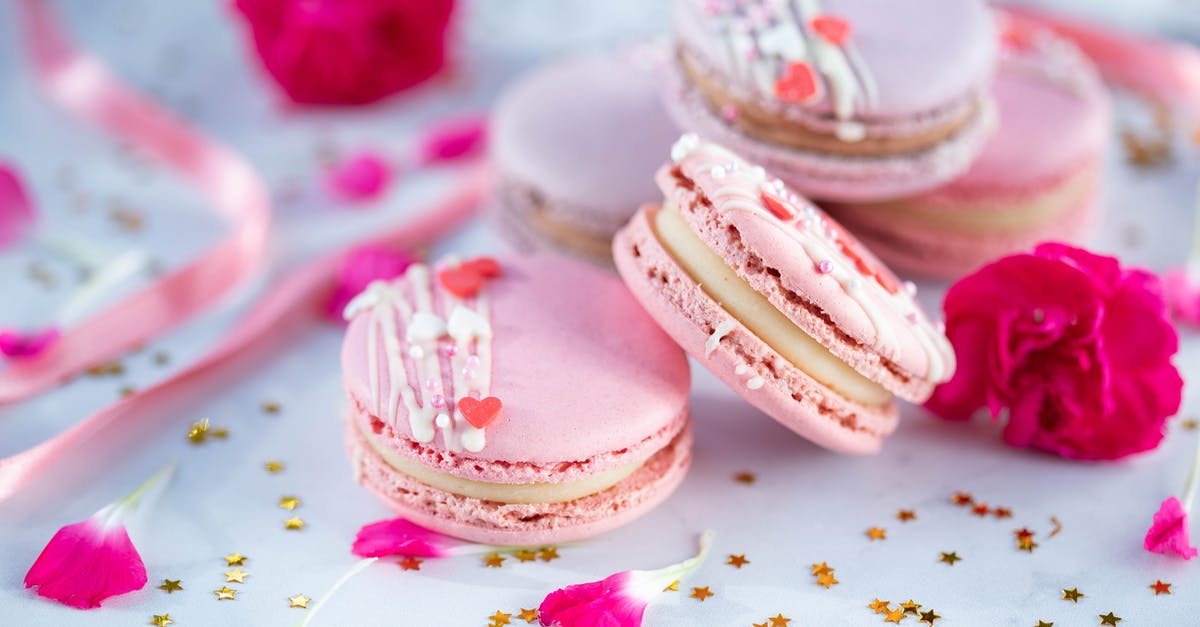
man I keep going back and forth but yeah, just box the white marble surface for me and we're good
[1,1,1199,625]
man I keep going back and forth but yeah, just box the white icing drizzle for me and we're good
[669,135,952,381]
[346,259,497,453]
[706,320,738,357]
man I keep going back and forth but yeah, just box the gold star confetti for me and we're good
[1183,419,1198,431]
[150,614,174,626]
[1099,612,1122,625]
[768,615,792,627]
[152,351,170,366]
[1014,528,1035,540]
[490,610,513,626]
[517,608,539,623]
[1062,588,1085,603]
[754,623,768,627]
[811,562,833,576]
[284,517,305,531]
[992,507,1013,519]
[187,418,210,444]
[158,579,183,593]
[120,385,136,397]
[815,572,839,589]
[109,205,145,232]
[399,556,423,571]
[919,609,942,625]
[734,471,757,484]
[1150,580,1172,595]
[1049,516,1063,538]
[537,547,560,562]
[224,568,249,584]
[213,586,237,601]
[211,427,229,439]
[951,491,973,506]
[939,552,961,566]
[514,549,537,562]
[279,496,300,511]
[1035,621,1054,627]
[264,460,284,473]
[85,360,125,377]
[288,594,310,608]
[901,600,922,614]
[262,401,281,414]
[884,608,905,624]
[483,553,507,568]
[727,554,749,568]
[224,552,247,566]
[1018,537,1039,553]
[866,526,887,541]
[690,586,714,601]
[971,503,990,517]
[869,599,891,614]
[663,580,679,592]
[896,509,917,522]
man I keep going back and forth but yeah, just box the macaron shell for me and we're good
[347,412,694,545]
[614,207,898,455]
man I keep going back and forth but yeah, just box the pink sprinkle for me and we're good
[817,260,833,274]
[439,342,458,357]
[461,366,476,379]
[903,281,917,296]
[431,394,446,409]
[424,378,440,391]
[465,355,480,367]
[721,104,739,123]
[905,312,918,324]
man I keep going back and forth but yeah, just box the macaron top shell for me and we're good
[342,255,690,465]
[674,0,997,119]
[663,135,954,383]
[491,46,680,228]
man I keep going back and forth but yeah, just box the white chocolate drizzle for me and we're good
[706,320,738,357]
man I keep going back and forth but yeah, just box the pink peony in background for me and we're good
[231,0,455,105]
[926,243,1182,460]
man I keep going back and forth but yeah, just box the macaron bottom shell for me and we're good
[489,177,617,265]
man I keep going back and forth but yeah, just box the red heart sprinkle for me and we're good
[827,221,901,295]
[760,191,795,221]
[458,396,503,429]
[462,257,501,278]
[437,257,502,298]
[810,15,851,46]
[775,61,819,104]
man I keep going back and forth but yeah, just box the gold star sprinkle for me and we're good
[279,496,300,511]
[213,586,237,601]
[919,609,942,625]
[1062,588,1084,603]
[150,614,174,626]
[489,610,512,626]
[284,517,305,531]
[262,401,281,414]
[1035,622,1054,627]
[901,600,922,614]
[399,556,423,571]
[869,599,892,614]
[815,572,838,589]
[663,580,679,592]
[483,553,506,568]
[992,507,1013,519]
[187,418,210,444]
[866,526,887,541]
[951,491,973,506]
[1018,537,1039,553]
[120,385,136,397]
[514,549,537,562]
[734,471,757,484]
[264,460,284,473]
[768,615,792,627]
[224,552,247,566]
[939,551,961,566]
[1183,419,1198,431]
[1150,580,1172,595]
[1015,528,1035,540]
[690,586,714,601]
[288,594,310,609]
[224,568,248,584]
[152,351,170,366]
[811,562,833,576]
[971,503,990,517]
[884,608,905,623]
[537,547,560,562]
[754,623,769,627]
[211,427,229,439]
[1099,612,1122,625]
[158,579,183,594]
[896,509,917,522]
[727,554,749,568]
[517,608,539,623]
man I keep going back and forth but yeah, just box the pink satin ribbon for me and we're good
[0,0,272,404]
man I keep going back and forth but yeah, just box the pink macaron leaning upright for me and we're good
[614,135,955,454]
[341,254,692,544]
[665,0,998,202]
[825,14,1112,279]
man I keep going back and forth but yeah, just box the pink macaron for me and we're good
[613,135,955,454]
[341,254,691,544]
[664,0,999,202]
[490,45,680,264]
[825,14,1112,279]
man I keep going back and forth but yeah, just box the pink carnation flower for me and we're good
[926,243,1182,460]
[351,516,544,561]
[327,245,414,322]
[538,531,712,627]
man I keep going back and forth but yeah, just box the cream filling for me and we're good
[359,421,642,504]
[652,203,892,406]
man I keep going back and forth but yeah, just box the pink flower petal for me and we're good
[0,161,35,250]
[25,515,147,609]
[1164,267,1200,327]
[327,244,414,322]
[416,114,486,165]
[327,151,393,202]
[0,327,60,358]
[1144,496,1198,559]
[351,517,462,558]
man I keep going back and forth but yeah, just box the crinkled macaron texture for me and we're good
[490,45,681,263]
[613,136,955,454]
[825,16,1111,278]
[341,255,692,543]
[666,0,999,202]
